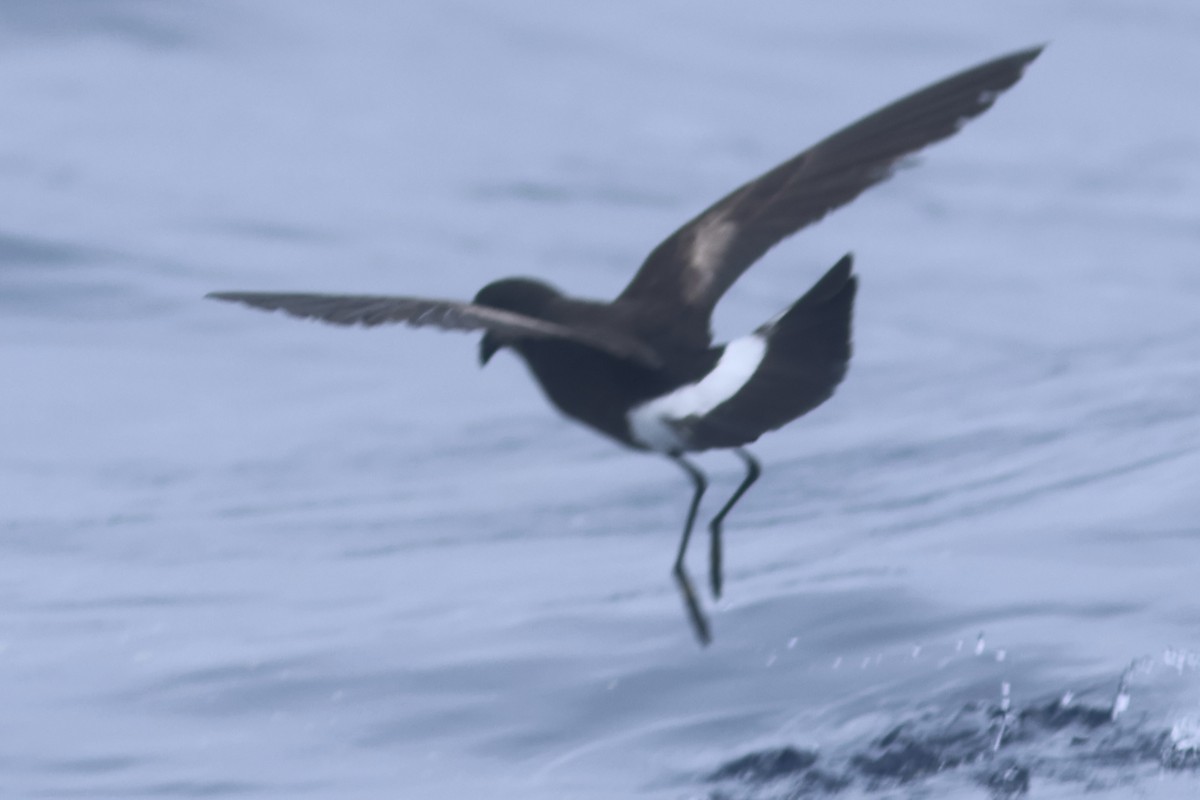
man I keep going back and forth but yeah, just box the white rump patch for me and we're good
[628,334,767,453]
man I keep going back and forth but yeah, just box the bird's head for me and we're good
[472,277,561,367]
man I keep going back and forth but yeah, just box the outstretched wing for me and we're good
[206,292,662,367]
[618,46,1043,344]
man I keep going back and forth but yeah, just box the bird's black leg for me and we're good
[669,454,711,645]
[707,448,761,599]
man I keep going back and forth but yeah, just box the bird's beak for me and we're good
[479,333,501,367]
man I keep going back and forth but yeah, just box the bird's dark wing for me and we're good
[617,46,1042,344]
[206,292,662,367]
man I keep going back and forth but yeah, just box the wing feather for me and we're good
[618,46,1043,344]
[206,292,662,367]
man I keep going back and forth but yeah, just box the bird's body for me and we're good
[471,280,705,450]
[513,333,704,449]
[208,47,1042,643]
[477,254,855,455]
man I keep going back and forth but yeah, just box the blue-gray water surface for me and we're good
[2,2,1199,798]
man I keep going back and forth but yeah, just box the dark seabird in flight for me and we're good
[209,47,1042,644]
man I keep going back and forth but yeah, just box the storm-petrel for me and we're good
[209,46,1042,644]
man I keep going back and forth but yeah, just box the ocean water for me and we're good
[2,2,1199,798]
